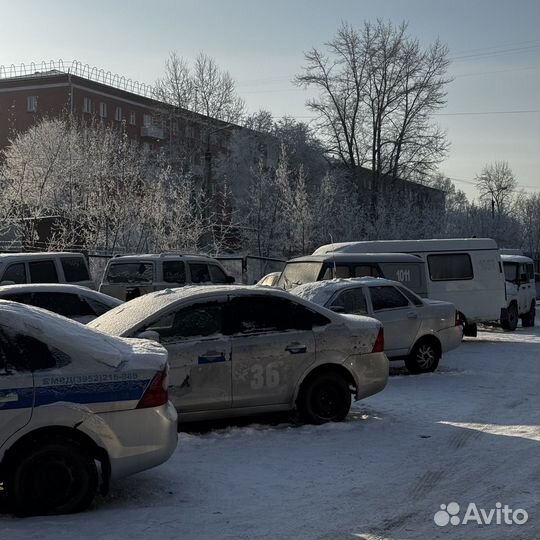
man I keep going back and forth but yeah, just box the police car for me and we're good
[0,300,177,516]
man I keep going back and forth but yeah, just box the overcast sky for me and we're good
[1,0,539,198]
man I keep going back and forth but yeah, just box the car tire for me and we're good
[521,303,536,327]
[501,303,518,331]
[297,371,351,425]
[405,338,440,374]
[8,437,98,516]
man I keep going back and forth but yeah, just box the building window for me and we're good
[99,102,107,118]
[26,96,38,112]
[115,106,123,121]
[129,111,136,125]
[143,114,152,127]
[83,97,93,114]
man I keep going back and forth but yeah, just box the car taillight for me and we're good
[455,311,462,327]
[137,367,168,409]
[372,327,384,353]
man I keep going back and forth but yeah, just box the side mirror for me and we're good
[136,330,161,343]
[329,305,346,313]
[226,275,235,284]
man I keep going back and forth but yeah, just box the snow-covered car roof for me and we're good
[0,299,166,368]
[290,277,398,305]
[90,285,309,335]
[0,283,122,305]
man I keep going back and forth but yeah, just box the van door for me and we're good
[517,263,533,314]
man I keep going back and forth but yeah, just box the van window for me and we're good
[61,257,90,282]
[163,261,186,284]
[2,263,27,284]
[503,262,518,283]
[527,264,534,280]
[106,262,153,283]
[29,260,59,283]
[427,254,473,281]
[352,265,381,278]
[322,265,350,279]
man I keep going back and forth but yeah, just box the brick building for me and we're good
[0,60,247,179]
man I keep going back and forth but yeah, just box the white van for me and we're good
[500,254,536,329]
[313,238,506,336]
[0,252,94,289]
[277,253,427,296]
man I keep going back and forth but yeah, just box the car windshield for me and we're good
[277,262,323,290]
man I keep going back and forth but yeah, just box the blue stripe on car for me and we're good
[0,380,150,410]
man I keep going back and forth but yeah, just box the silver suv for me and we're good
[99,254,234,301]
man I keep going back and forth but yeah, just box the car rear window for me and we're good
[106,262,153,283]
[61,256,90,282]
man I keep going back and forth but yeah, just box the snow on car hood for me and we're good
[0,300,167,369]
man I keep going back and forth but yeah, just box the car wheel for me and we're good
[521,303,536,327]
[8,438,98,516]
[405,339,440,374]
[297,371,351,425]
[501,303,518,331]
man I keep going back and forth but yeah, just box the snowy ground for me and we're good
[4,317,539,539]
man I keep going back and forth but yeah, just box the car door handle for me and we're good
[0,392,18,403]
[406,311,418,319]
[285,344,307,354]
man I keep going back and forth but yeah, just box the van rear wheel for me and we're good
[501,303,518,331]
[521,303,536,327]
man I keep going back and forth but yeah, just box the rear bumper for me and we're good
[436,326,463,353]
[80,401,178,480]
[345,352,389,401]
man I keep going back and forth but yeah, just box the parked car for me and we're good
[0,283,122,323]
[290,278,463,374]
[99,254,235,301]
[277,253,427,295]
[0,300,177,516]
[89,285,389,424]
[536,273,540,301]
[0,252,94,289]
[312,238,506,336]
[500,254,536,329]
[257,272,282,287]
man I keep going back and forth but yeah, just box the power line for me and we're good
[435,109,540,116]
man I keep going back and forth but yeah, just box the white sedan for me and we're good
[0,300,177,516]
[90,285,389,424]
[0,283,122,323]
[291,278,462,373]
